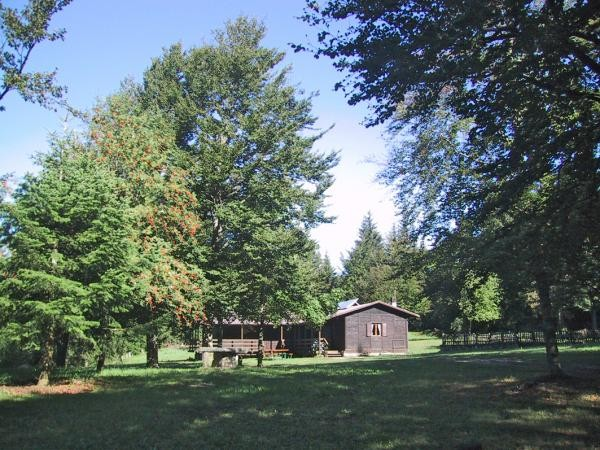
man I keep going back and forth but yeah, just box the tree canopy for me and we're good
[0,0,72,111]
[141,18,339,364]
[0,139,134,384]
[301,0,600,376]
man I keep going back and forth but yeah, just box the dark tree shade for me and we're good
[300,0,600,376]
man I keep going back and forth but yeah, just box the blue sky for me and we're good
[0,0,397,269]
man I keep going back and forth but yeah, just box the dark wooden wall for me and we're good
[323,317,345,351]
[343,306,408,354]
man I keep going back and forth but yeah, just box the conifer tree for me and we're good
[383,224,430,315]
[341,213,386,301]
[0,139,134,383]
[90,92,205,367]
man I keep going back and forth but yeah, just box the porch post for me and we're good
[279,324,285,348]
[318,328,322,356]
[240,324,244,340]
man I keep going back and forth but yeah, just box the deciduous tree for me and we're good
[301,1,600,375]
[141,18,338,353]
[0,0,72,111]
[90,92,205,368]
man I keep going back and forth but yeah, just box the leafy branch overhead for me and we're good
[302,0,599,376]
[0,0,72,111]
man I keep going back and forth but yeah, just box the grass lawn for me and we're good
[1,334,599,449]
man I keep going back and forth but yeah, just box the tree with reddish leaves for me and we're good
[90,91,205,368]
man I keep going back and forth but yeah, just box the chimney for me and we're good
[391,290,397,307]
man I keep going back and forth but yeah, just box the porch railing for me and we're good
[210,339,281,354]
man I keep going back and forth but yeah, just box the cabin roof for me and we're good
[217,300,419,326]
[328,301,420,319]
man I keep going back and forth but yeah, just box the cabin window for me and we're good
[366,322,387,336]
[371,323,382,336]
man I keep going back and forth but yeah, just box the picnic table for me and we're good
[195,346,292,368]
[195,347,246,368]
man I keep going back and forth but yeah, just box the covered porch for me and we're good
[207,322,328,356]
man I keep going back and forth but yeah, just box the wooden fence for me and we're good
[441,329,600,350]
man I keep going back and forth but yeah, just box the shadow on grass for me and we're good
[106,360,201,371]
[1,348,599,449]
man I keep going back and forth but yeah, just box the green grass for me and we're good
[1,335,599,449]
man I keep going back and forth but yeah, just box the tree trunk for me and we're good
[96,315,109,372]
[592,306,598,331]
[536,274,563,377]
[96,352,106,372]
[202,322,213,348]
[146,333,160,368]
[37,327,56,386]
[257,324,264,368]
[54,330,69,368]
[217,320,224,348]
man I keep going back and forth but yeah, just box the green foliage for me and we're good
[0,139,134,376]
[341,214,430,316]
[140,18,338,336]
[380,107,475,238]
[90,92,206,367]
[0,0,72,111]
[458,272,502,331]
[302,0,600,373]
[341,213,386,301]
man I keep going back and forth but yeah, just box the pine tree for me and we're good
[0,139,134,383]
[341,213,386,301]
[383,224,431,316]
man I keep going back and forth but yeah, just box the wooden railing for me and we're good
[209,339,285,356]
[198,337,331,357]
[441,329,600,350]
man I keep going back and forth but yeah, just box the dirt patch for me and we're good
[507,374,600,405]
[0,380,96,397]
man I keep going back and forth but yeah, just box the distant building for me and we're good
[212,299,419,357]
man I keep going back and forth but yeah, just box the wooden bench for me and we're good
[237,348,292,360]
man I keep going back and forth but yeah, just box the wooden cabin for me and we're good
[322,300,420,356]
[205,299,419,357]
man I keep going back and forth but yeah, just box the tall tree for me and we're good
[90,92,205,368]
[0,0,72,111]
[341,213,386,301]
[301,1,600,376]
[141,17,338,349]
[0,139,134,384]
[383,224,430,316]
